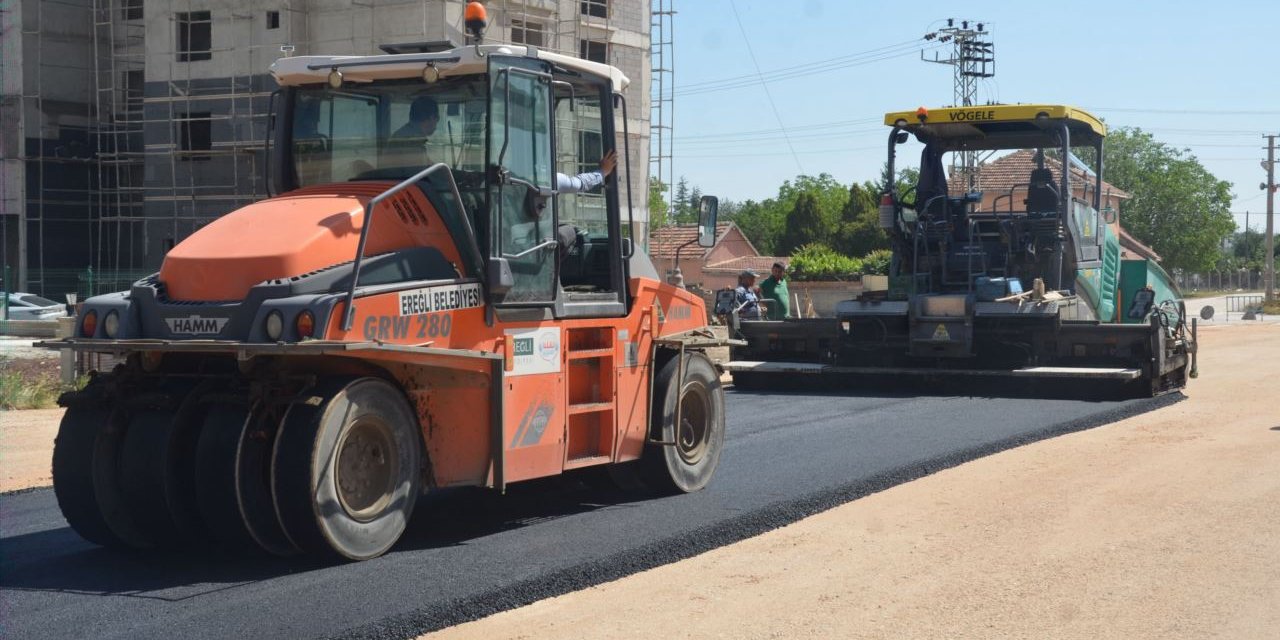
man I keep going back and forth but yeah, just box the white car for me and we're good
[5,293,70,321]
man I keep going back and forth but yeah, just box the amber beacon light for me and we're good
[465,2,488,42]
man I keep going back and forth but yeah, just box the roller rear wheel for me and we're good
[635,352,726,494]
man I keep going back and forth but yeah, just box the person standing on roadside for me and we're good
[759,262,790,320]
[734,270,764,320]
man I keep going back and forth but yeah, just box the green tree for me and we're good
[648,177,670,229]
[776,174,849,222]
[833,181,889,257]
[1100,128,1236,272]
[1232,229,1266,267]
[779,192,837,255]
[672,177,692,223]
[726,198,785,254]
[680,185,703,224]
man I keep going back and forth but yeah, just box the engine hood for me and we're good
[159,184,461,301]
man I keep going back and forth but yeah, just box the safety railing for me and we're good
[340,162,482,331]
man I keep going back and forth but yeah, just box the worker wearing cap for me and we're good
[759,261,790,320]
[734,270,763,320]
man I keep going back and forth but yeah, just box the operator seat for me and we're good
[1024,168,1059,218]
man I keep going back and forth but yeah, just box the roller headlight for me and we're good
[103,310,120,338]
[265,310,284,342]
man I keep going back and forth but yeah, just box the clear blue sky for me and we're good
[666,0,1278,230]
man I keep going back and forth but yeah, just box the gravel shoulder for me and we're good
[428,322,1280,640]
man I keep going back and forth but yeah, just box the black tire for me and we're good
[273,377,422,561]
[194,400,298,555]
[236,402,299,556]
[194,402,257,548]
[638,352,726,494]
[90,405,154,549]
[118,382,204,548]
[52,402,126,548]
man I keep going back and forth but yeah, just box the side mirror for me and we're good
[894,131,909,144]
[697,195,719,247]
[621,237,634,258]
[1101,207,1117,224]
[486,258,514,299]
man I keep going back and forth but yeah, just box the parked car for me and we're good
[4,293,70,321]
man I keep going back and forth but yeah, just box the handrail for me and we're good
[340,162,482,331]
[912,194,950,293]
[504,239,558,260]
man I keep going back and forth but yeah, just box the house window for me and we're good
[510,19,545,47]
[176,11,212,62]
[579,39,608,64]
[176,112,212,161]
[122,0,143,21]
[581,0,608,19]
[266,10,280,30]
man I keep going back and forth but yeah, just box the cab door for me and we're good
[488,56,558,306]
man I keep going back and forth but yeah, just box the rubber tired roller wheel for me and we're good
[195,402,258,548]
[273,377,422,561]
[194,400,298,555]
[52,402,127,548]
[118,382,204,547]
[639,352,725,494]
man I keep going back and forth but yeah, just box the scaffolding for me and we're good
[91,0,146,287]
[8,0,651,297]
[650,0,673,234]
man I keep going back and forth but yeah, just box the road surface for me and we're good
[0,388,1175,640]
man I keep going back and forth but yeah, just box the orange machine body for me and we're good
[157,182,709,490]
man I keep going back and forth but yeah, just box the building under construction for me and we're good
[1,0,661,297]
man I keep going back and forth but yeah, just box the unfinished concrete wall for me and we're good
[13,0,97,295]
[10,0,652,293]
[1,0,26,286]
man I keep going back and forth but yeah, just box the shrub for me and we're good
[0,359,84,410]
[860,249,892,276]
[788,243,862,281]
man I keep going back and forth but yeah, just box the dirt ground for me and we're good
[428,322,1280,640]
[0,409,64,493]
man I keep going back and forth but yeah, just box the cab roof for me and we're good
[270,44,629,92]
[883,104,1106,151]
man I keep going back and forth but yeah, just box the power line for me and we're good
[726,0,803,174]
[675,117,881,140]
[1091,106,1280,115]
[676,38,926,91]
[676,42,948,97]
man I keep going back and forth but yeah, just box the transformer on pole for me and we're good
[922,19,995,190]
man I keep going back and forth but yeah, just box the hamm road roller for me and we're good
[45,18,730,561]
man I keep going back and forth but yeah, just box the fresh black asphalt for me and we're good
[0,388,1181,640]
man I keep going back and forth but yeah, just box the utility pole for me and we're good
[922,19,995,189]
[1264,135,1277,301]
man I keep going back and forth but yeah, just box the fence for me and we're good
[1175,270,1264,292]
